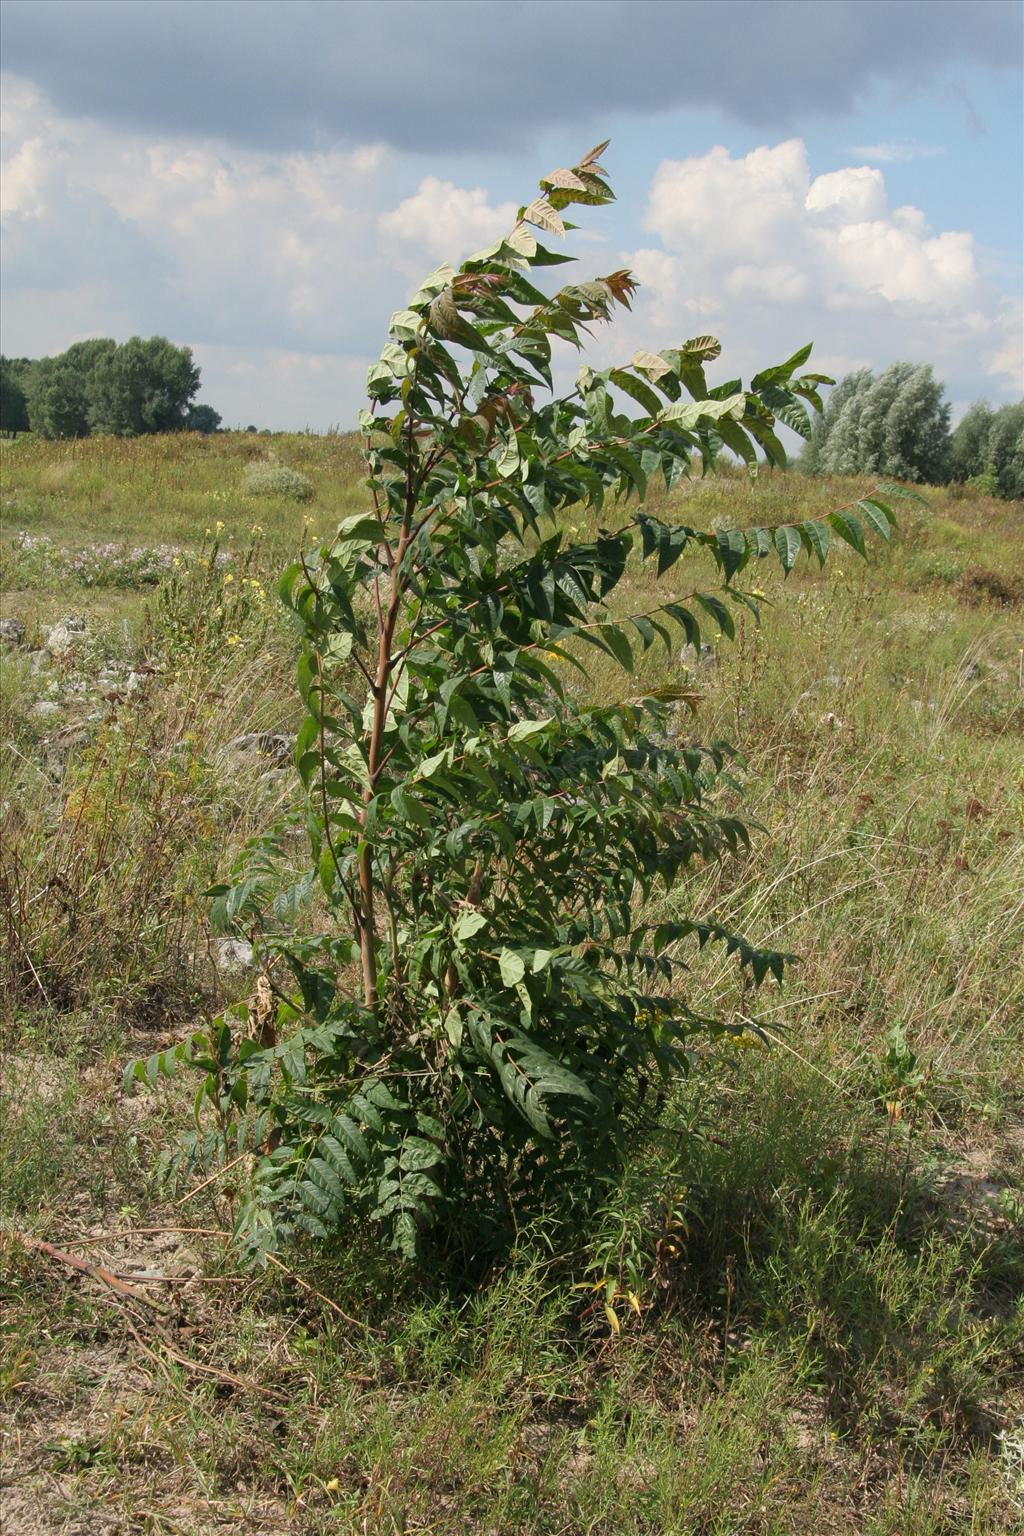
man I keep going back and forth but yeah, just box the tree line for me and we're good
[801,361,1023,499]
[3,338,1020,499]
[0,338,222,439]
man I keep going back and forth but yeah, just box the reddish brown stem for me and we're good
[356,366,420,1016]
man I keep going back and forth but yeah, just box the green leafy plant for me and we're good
[874,1024,930,1122]
[131,143,904,1260]
[154,524,269,663]
[580,1161,692,1334]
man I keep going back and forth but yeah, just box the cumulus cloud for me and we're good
[1,0,1020,152]
[1,83,396,360]
[0,83,417,423]
[2,76,1019,431]
[629,139,1021,400]
[90,139,391,349]
[645,142,974,308]
[378,178,518,272]
[0,82,542,427]
[1,84,169,305]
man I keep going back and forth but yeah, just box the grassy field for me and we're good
[1,431,1022,1535]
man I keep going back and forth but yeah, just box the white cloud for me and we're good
[378,177,518,271]
[646,140,810,263]
[0,134,52,216]
[0,83,431,423]
[633,138,1021,399]
[645,140,977,308]
[804,165,887,223]
[0,83,531,425]
[1,84,396,358]
[192,344,371,432]
[725,263,810,303]
[987,322,1024,391]
[2,83,1019,433]
[847,142,946,163]
[88,139,390,349]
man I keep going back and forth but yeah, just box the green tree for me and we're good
[185,402,223,434]
[12,337,206,439]
[804,362,950,483]
[950,401,994,483]
[87,336,200,436]
[0,356,32,435]
[983,402,1024,500]
[27,358,86,439]
[801,368,872,475]
[26,339,117,439]
[133,145,899,1261]
[950,400,1024,499]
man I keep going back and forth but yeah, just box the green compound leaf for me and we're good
[774,524,803,573]
[137,141,899,1262]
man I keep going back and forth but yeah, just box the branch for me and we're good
[14,1233,171,1313]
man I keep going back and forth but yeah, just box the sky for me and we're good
[1,0,1022,432]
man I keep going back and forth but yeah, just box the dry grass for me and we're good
[1,435,1021,1534]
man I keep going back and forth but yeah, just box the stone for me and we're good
[97,666,150,699]
[45,615,88,657]
[44,722,93,760]
[0,618,26,646]
[214,937,255,972]
[30,700,61,718]
[228,730,292,766]
[679,642,719,671]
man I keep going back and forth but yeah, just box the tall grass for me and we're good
[0,435,1021,1533]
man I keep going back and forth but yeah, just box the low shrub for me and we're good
[1,707,219,1019]
[903,550,963,589]
[154,526,269,663]
[241,462,314,502]
[967,466,1001,497]
[958,565,1023,607]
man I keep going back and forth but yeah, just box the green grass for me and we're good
[1,433,1022,1534]
[0,430,367,563]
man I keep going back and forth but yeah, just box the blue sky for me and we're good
[2,0,1021,431]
